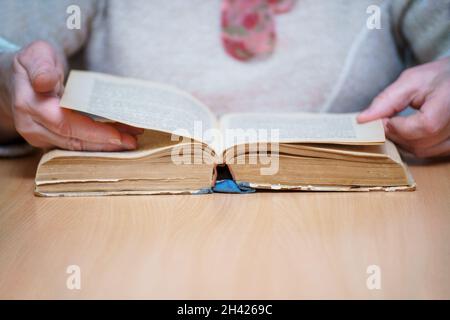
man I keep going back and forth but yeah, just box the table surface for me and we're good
[0,153,449,299]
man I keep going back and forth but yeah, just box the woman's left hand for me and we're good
[358,57,450,159]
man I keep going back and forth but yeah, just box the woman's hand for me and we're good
[1,40,142,151]
[358,57,450,159]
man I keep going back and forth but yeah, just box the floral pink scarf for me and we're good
[221,0,297,61]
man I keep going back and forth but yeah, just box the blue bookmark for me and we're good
[213,179,255,194]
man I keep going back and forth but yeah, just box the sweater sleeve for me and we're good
[392,0,450,64]
[0,0,99,58]
[0,0,100,155]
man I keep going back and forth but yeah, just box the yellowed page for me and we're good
[61,70,217,143]
[219,112,385,150]
[37,130,186,166]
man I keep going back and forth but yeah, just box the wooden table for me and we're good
[0,153,449,299]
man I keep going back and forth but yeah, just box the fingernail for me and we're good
[386,120,396,134]
[122,140,136,150]
[357,110,370,123]
[109,138,122,146]
[383,119,389,134]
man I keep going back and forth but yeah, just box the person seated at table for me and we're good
[0,0,449,158]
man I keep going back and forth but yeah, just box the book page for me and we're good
[61,70,217,143]
[219,112,385,150]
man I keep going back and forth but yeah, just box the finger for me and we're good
[386,95,449,140]
[30,96,137,148]
[17,41,63,93]
[387,128,450,158]
[357,70,418,123]
[418,139,450,158]
[400,139,450,158]
[55,55,66,97]
[385,130,410,151]
[28,121,136,152]
[385,130,426,158]
[406,124,450,149]
[385,119,450,148]
[110,122,145,136]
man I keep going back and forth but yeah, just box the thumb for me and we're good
[17,41,63,94]
[357,70,417,123]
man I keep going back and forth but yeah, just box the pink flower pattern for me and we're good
[221,0,297,61]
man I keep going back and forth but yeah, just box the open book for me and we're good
[34,71,415,196]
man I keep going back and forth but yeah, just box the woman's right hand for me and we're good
[3,40,141,151]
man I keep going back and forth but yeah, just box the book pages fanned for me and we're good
[34,70,415,196]
[60,70,217,144]
[220,112,385,147]
[238,166,416,192]
[34,188,213,197]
